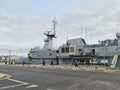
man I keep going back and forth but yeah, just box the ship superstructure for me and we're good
[43,18,57,50]
[58,38,86,64]
[57,33,120,66]
[28,18,120,67]
[28,18,58,64]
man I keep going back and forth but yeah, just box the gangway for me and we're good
[110,53,118,68]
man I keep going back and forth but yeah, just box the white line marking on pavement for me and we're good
[0,84,27,89]
[25,84,39,88]
[0,79,28,89]
[8,79,28,84]
[46,89,54,90]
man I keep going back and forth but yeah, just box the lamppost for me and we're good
[9,50,11,64]
[116,32,120,53]
[104,44,108,66]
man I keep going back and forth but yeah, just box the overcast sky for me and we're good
[0,0,120,56]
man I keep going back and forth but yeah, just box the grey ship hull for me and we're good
[28,49,58,64]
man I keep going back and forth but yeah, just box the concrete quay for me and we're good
[2,63,120,74]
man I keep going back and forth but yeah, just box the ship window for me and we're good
[92,49,95,55]
[66,47,69,52]
[62,47,66,53]
[70,47,74,52]
[56,50,59,53]
[78,49,82,51]
[31,51,35,53]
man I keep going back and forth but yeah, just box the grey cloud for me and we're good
[0,0,31,15]
[57,0,120,45]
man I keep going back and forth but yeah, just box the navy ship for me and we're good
[28,18,120,68]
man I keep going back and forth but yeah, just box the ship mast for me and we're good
[52,17,57,36]
[43,18,57,50]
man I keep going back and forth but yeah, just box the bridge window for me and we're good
[62,47,66,53]
[70,47,74,52]
[66,47,69,52]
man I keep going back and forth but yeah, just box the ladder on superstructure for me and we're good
[110,53,118,68]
